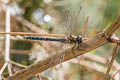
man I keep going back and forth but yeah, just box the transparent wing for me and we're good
[52,1,84,69]
[62,1,83,36]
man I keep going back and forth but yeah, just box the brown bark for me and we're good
[7,15,120,80]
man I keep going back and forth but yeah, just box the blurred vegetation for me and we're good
[11,40,33,65]
[19,0,45,21]
[0,0,120,80]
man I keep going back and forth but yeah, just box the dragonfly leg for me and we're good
[77,44,85,51]
[71,42,77,56]
[55,53,65,70]
[77,44,81,50]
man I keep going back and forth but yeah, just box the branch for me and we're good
[111,69,120,80]
[104,15,120,36]
[104,44,119,80]
[12,16,48,33]
[7,15,120,80]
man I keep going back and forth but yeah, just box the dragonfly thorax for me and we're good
[67,35,83,44]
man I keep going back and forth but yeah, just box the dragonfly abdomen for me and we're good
[25,36,65,42]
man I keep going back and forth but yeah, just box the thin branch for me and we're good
[104,15,120,36]
[10,49,30,54]
[83,53,107,64]
[83,16,89,38]
[12,16,48,33]
[0,32,89,41]
[69,56,83,80]
[111,69,120,80]
[9,61,28,68]
[70,59,106,74]
[104,44,119,80]
[5,6,12,76]
[7,15,120,80]
[0,32,66,38]
[0,63,8,75]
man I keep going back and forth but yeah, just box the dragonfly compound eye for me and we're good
[76,36,83,44]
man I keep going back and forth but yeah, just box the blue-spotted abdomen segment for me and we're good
[25,36,65,43]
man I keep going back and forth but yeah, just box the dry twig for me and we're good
[104,44,119,80]
[69,56,83,80]
[111,69,120,80]
[83,16,89,38]
[6,15,120,80]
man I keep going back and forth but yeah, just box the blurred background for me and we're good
[0,0,120,80]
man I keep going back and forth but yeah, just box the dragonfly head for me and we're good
[76,36,82,44]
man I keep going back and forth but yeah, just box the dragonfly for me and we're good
[0,3,84,52]
[0,1,85,69]
[0,32,83,45]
